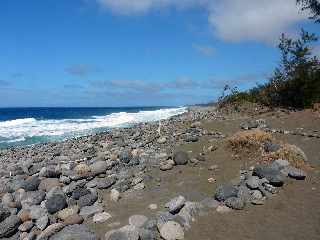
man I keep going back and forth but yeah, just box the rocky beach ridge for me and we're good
[0,105,312,240]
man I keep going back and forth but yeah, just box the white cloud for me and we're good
[97,0,308,43]
[208,0,308,43]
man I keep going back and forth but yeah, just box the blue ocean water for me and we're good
[0,107,187,149]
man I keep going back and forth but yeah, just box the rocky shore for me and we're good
[0,106,315,240]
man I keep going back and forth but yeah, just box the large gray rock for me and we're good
[0,215,21,238]
[165,196,186,214]
[253,165,285,187]
[39,166,61,178]
[173,151,189,165]
[71,188,90,200]
[79,205,103,218]
[246,176,261,189]
[177,201,203,230]
[156,212,175,229]
[46,194,67,214]
[50,224,97,240]
[215,184,239,202]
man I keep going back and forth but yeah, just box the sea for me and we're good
[0,107,187,149]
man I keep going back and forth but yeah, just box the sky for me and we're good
[0,0,319,107]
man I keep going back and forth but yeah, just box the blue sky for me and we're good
[0,0,319,107]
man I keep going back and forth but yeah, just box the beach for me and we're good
[0,105,319,240]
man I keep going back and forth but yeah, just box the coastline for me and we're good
[0,105,319,240]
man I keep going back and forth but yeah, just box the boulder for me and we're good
[282,166,307,180]
[173,151,189,165]
[93,212,112,223]
[119,151,133,164]
[39,178,61,192]
[0,206,11,222]
[57,205,79,220]
[64,214,84,225]
[36,223,65,240]
[90,161,108,175]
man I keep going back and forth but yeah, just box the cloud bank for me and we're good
[97,0,307,43]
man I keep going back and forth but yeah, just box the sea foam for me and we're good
[0,107,187,146]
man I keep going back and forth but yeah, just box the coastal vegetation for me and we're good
[219,1,320,109]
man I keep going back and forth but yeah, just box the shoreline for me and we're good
[0,105,319,240]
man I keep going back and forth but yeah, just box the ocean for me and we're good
[0,107,187,149]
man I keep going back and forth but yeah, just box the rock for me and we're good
[79,205,103,218]
[110,189,120,202]
[64,214,84,225]
[264,142,281,152]
[225,197,246,210]
[159,221,184,240]
[253,165,285,187]
[160,162,174,171]
[74,164,91,177]
[157,137,167,144]
[156,212,175,229]
[216,205,232,213]
[28,205,47,220]
[133,183,145,190]
[36,215,48,230]
[38,178,61,192]
[282,166,307,180]
[250,190,264,201]
[78,193,98,208]
[215,184,239,202]
[96,176,117,189]
[105,225,140,240]
[39,166,61,178]
[57,205,79,220]
[148,204,158,210]
[18,209,31,222]
[50,224,97,240]
[36,223,65,240]
[185,135,199,142]
[0,215,21,238]
[2,193,14,207]
[129,215,148,228]
[246,176,261,189]
[272,159,290,169]
[93,212,112,223]
[119,151,133,164]
[21,176,40,191]
[71,188,91,200]
[0,206,11,222]
[45,194,67,214]
[18,221,34,232]
[173,151,189,165]
[90,161,108,175]
[177,201,203,229]
[200,198,219,209]
[165,196,186,214]
[263,183,278,194]
[20,191,46,208]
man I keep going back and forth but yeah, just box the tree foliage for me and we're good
[297,0,320,23]
[219,30,320,108]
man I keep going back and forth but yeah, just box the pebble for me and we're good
[148,204,158,210]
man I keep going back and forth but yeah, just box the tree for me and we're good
[297,0,320,23]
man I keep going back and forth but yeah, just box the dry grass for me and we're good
[228,129,272,149]
[262,144,310,169]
